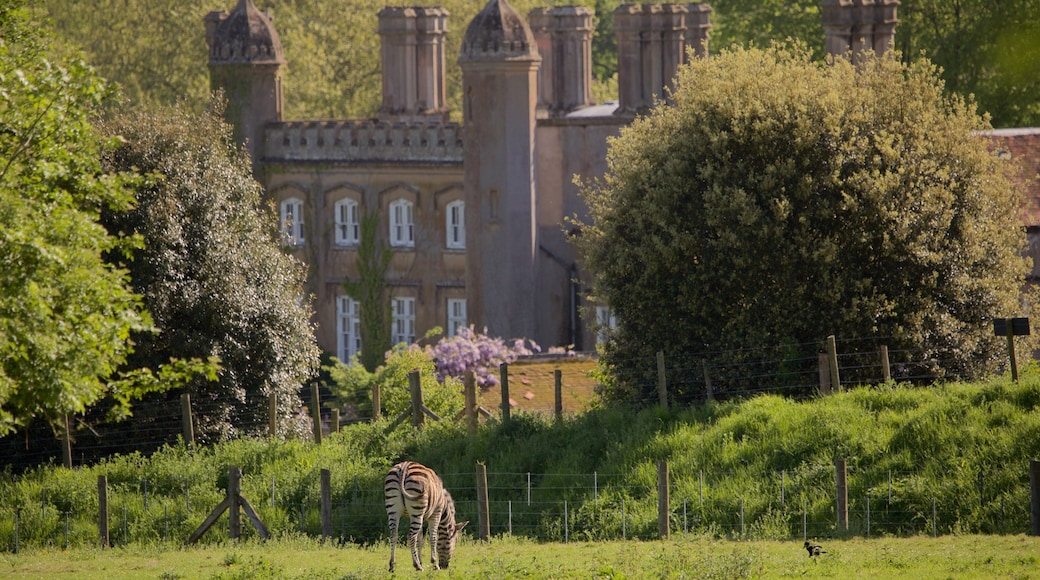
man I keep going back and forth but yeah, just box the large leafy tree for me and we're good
[575,44,1034,405]
[0,0,152,435]
[98,102,320,441]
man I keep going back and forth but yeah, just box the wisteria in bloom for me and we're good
[425,325,540,388]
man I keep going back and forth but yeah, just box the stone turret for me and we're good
[205,0,285,164]
[614,3,712,115]
[529,6,595,116]
[378,7,450,122]
[821,0,899,59]
[459,0,541,342]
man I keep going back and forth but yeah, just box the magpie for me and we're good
[804,540,826,557]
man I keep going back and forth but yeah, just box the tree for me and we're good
[0,0,152,436]
[98,101,320,441]
[574,44,1035,405]
[342,212,393,373]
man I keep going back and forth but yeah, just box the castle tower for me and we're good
[821,0,899,59]
[529,6,595,116]
[459,0,541,341]
[614,3,712,115]
[378,7,450,122]
[204,0,285,164]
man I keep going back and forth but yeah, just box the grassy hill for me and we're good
[3,370,1040,549]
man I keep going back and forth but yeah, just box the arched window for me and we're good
[334,198,360,246]
[389,199,414,248]
[445,200,465,249]
[280,197,305,246]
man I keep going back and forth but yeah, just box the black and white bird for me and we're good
[804,540,826,558]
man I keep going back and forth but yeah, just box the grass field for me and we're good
[477,356,600,415]
[3,534,1039,579]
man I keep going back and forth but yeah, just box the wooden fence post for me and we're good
[476,463,490,541]
[229,466,242,540]
[818,353,831,395]
[554,369,563,420]
[827,335,841,393]
[657,351,668,409]
[372,384,381,420]
[658,460,670,539]
[62,414,72,469]
[880,345,891,382]
[409,370,424,428]
[331,409,340,434]
[500,363,511,424]
[703,360,714,402]
[97,475,109,549]
[465,371,477,435]
[311,383,322,444]
[836,458,848,532]
[320,469,332,539]
[1031,460,1040,536]
[181,393,195,446]
[268,393,278,438]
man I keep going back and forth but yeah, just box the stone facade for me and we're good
[206,0,1040,362]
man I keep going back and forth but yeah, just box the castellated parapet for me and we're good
[263,120,463,164]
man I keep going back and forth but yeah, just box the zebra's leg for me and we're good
[388,512,400,573]
[409,516,425,571]
[428,512,441,569]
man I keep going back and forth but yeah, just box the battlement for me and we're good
[262,120,464,164]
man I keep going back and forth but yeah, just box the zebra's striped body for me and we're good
[385,461,467,572]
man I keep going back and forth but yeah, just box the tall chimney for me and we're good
[529,6,595,116]
[822,0,898,60]
[378,6,450,122]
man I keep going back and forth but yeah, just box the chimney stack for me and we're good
[378,6,450,122]
[822,0,899,60]
[529,6,595,116]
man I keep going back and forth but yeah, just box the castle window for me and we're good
[280,197,305,246]
[447,298,467,337]
[334,198,360,246]
[389,199,414,248]
[595,305,617,345]
[337,296,361,363]
[445,200,465,249]
[392,297,416,344]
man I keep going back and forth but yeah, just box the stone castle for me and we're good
[203,0,1040,362]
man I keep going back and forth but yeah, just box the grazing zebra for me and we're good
[385,461,468,572]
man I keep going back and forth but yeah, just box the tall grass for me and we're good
[3,372,1040,550]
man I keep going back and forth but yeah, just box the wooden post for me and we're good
[827,335,841,393]
[657,460,670,539]
[818,353,831,395]
[331,409,340,434]
[465,371,477,435]
[554,369,563,419]
[656,351,667,408]
[97,475,109,549]
[500,363,511,423]
[1007,324,1020,382]
[229,466,242,540]
[62,414,72,469]
[880,345,891,382]
[835,458,848,532]
[1031,460,1040,536]
[409,370,424,428]
[181,393,195,446]
[310,383,322,444]
[372,384,381,420]
[320,469,332,539]
[703,360,714,401]
[476,463,490,541]
[268,393,278,438]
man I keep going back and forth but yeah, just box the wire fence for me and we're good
[3,462,1035,552]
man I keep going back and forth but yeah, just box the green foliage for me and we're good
[575,44,1035,405]
[0,0,151,435]
[342,212,392,373]
[97,102,320,441]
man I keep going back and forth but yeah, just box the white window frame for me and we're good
[337,296,361,363]
[595,305,617,345]
[447,298,467,337]
[392,297,416,345]
[389,199,414,248]
[334,198,360,247]
[445,200,465,249]
[280,197,305,246]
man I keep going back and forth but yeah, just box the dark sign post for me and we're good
[993,317,1030,382]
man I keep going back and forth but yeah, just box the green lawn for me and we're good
[3,534,1039,579]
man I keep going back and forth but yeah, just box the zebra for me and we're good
[385,461,468,572]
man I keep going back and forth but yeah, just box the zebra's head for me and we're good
[437,492,468,569]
